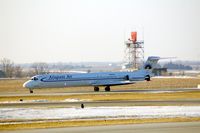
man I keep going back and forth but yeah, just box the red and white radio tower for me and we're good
[124,30,144,69]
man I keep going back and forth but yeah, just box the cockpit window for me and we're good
[31,77,38,81]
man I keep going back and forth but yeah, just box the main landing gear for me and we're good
[94,86,99,92]
[94,86,111,92]
[105,86,110,91]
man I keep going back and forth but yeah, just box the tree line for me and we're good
[163,62,192,70]
[0,58,49,78]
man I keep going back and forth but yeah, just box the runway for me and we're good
[2,122,200,133]
[0,88,199,96]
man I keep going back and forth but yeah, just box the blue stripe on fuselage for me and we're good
[40,77,144,82]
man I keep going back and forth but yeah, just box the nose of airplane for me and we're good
[23,81,32,88]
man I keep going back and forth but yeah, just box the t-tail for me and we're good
[139,56,160,81]
[143,56,175,70]
[143,56,161,70]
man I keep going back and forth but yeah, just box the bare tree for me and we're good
[31,62,49,75]
[14,65,23,78]
[0,58,14,78]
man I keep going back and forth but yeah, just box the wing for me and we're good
[91,80,135,86]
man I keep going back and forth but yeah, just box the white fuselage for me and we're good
[23,56,160,93]
[23,70,150,89]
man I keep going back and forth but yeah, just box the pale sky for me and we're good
[0,0,200,63]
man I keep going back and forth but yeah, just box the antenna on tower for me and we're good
[123,27,144,70]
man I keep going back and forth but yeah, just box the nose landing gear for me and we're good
[29,89,33,93]
[145,75,151,81]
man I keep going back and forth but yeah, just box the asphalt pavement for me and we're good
[2,122,200,133]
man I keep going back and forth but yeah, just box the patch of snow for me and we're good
[0,99,49,104]
[32,99,49,102]
[0,99,91,104]
[1,106,200,120]
[63,99,91,102]
[153,76,197,79]
[141,90,183,94]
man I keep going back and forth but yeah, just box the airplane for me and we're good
[23,56,161,93]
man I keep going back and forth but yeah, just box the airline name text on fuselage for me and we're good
[48,75,72,80]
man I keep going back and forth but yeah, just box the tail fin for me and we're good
[144,56,160,70]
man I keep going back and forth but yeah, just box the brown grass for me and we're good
[0,78,200,94]
[0,78,200,102]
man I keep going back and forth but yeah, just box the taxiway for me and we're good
[2,122,200,133]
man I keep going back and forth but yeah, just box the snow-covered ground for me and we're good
[139,90,183,94]
[153,76,197,79]
[63,98,91,102]
[1,106,200,120]
[0,99,49,104]
[0,98,91,104]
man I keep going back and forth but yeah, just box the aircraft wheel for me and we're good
[105,86,110,91]
[94,87,99,92]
